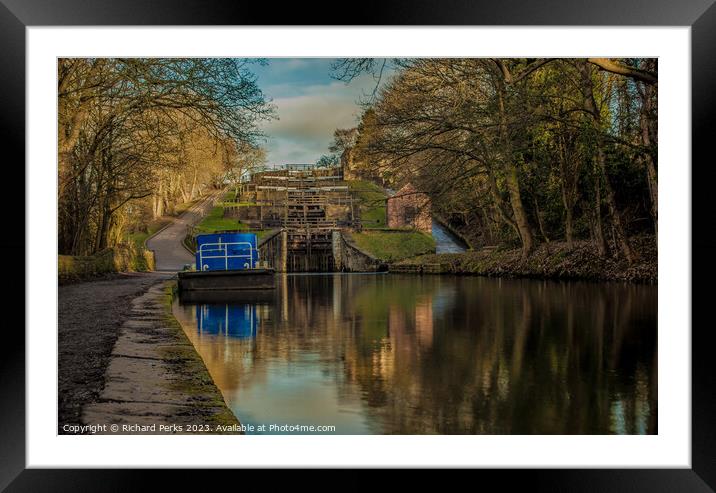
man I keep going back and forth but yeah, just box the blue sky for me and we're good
[250,58,389,167]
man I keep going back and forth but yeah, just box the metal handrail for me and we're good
[198,241,257,271]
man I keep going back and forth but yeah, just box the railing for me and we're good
[197,241,257,271]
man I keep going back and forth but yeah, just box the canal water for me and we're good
[432,220,467,253]
[172,274,657,434]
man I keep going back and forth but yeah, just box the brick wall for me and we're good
[386,184,432,233]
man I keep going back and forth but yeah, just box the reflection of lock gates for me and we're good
[195,233,260,272]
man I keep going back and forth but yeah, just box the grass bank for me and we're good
[194,189,261,235]
[187,191,270,253]
[391,235,656,283]
[172,198,200,216]
[348,229,436,262]
[348,180,388,228]
[194,206,249,234]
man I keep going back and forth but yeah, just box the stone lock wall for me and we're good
[333,230,387,272]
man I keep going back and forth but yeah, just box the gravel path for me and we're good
[58,272,172,430]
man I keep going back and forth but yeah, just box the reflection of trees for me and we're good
[178,275,657,434]
[340,277,657,435]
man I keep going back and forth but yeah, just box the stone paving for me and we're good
[81,282,239,434]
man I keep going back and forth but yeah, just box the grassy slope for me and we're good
[194,189,249,233]
[348,180,388,228]
[192,191,270,242]
[194,206,249,234]
[349,230,436,262]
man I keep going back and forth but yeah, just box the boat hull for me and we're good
[177,268,275,291]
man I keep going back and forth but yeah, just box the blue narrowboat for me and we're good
[178,232,275,291]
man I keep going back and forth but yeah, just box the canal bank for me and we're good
[391,235,657,283]
[59,272,240,433]
[74,280,239,434]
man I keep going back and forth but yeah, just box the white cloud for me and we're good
[260,81,366,165]
[254,62,393,166]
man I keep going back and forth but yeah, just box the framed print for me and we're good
[3,0,714,488]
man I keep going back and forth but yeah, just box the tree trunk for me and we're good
[180,182,190,204]
[94,200,111,253]
[645,155,657,237]
[564,206,574,249]
[639,79,658,237]
[578,60,633,263]
[190,167,198,200]
[495,80,534,258]
[557,131,578,250]
[596,146,634,263]
[486,166,520,238]
[505,162,534,257]
[153,180,165,218]
[481,205,495,245]
[592,162,607,257]
[534,196,550,243]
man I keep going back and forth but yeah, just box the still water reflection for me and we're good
[173,274,657,434]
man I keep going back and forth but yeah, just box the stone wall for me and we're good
[257,229,287,272]
[58,244,155,282]
[333,230,387,272]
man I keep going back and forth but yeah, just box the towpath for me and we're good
[59,190,236,433]
[147,190,222,271]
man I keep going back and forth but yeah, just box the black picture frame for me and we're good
[3,0,713,488]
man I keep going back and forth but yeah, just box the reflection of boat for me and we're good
[196,303,258,339]
[178,232,276,291]
[179,289,276,305]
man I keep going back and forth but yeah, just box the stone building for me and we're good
[386,183,432,233]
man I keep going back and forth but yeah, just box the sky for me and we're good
[250,58,389,167]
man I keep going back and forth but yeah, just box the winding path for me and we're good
[146,190,222,271]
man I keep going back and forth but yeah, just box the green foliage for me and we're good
[316,154,340,167]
